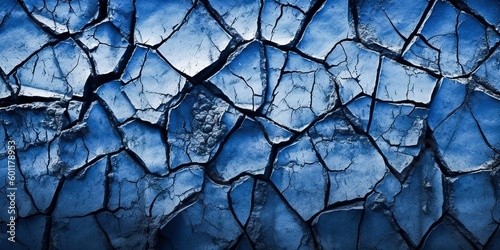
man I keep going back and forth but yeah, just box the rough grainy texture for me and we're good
[0,0,499,249]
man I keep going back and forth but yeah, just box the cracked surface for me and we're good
[0,0,499,249]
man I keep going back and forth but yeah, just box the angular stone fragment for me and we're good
[167,86,241,169]
[160,179,242,249]
[120,120,168,175]
[255,116,294,144]
[67,101,84,123]
[461,0,500,30]
[272,135,327,220]
[422,218,475,249]
[56,102,122,174]
[345,96,372,132]
[474,48,500,93]
[96,81,135,123]
[265,52,337,131]
[18,145,60,213]
[377,58,438,104]
[158,3,232,77]
[369,102,428,173]
[298,0,354,59]
[134,0,193,45]
[404,0,500,76]
[15,38,91,98]
[51,216,112,249]
[360,209,410,250]
[78,21,129,75]
[108,0,134,37]
[428,78,500,172]
[312,205,363,249]
[448,171,498,245]
[229,176,255,225]
[53,157,107,218]
[144,167,205,220]
[211,118,271,181]
[260,0,315,45]
[0,0,52,74]
[23,0,99,34]
[246,180,315,249]
[208,0,260,40]
[309,111,386,204]
[105,152,204,248]
[327,41,379,104]
[357,0,430,53]
[393,150,444,246]
[121,46,187,123]
[210,41,265,111]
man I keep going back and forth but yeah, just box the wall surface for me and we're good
[0,0,499,249]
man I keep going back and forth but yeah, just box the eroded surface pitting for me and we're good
[0,0,499,249]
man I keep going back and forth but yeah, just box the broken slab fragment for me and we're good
[18,144,61,213]
[473,48,500,93]
[297,0,354,59]
[0,0,52,74]
[393,150,444,246]
[264,52,337,131]
[271,135,327,221]
[246,180,315,249]
[260,0,314,46]
[359,207,410,250]
[23,0,100,34]
[208,0,260,40]
[121,46,187,123]
[96,81,135,124]
[312,205,363,249]
[15,38,91,98]
[78,21,129,75]
[255,116,294,145]
[107,151,146,212]
[143,166,204,223]
[160,178,242,249]
[369,102,428,173]
[403,0,500,77]
[134,0,193,46]
[210,41,265,111]
[106,151,204,248]
[345,96,372,132]
[377,58,438,104]
[428,78,500,172]
[120,120,169,176]
[167,85,241,169]
[310,112,386,204]
[229,176,255,226]
[56,102,122,174]
[461,0,500,31]
[67,101,84,123]
[327,41,380,104]
[53,157,107,218]
[356,0,430,54]
[211,118,271,181]
[158,3,232,77]
[448,171,498,245]
[108,0,135,37]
